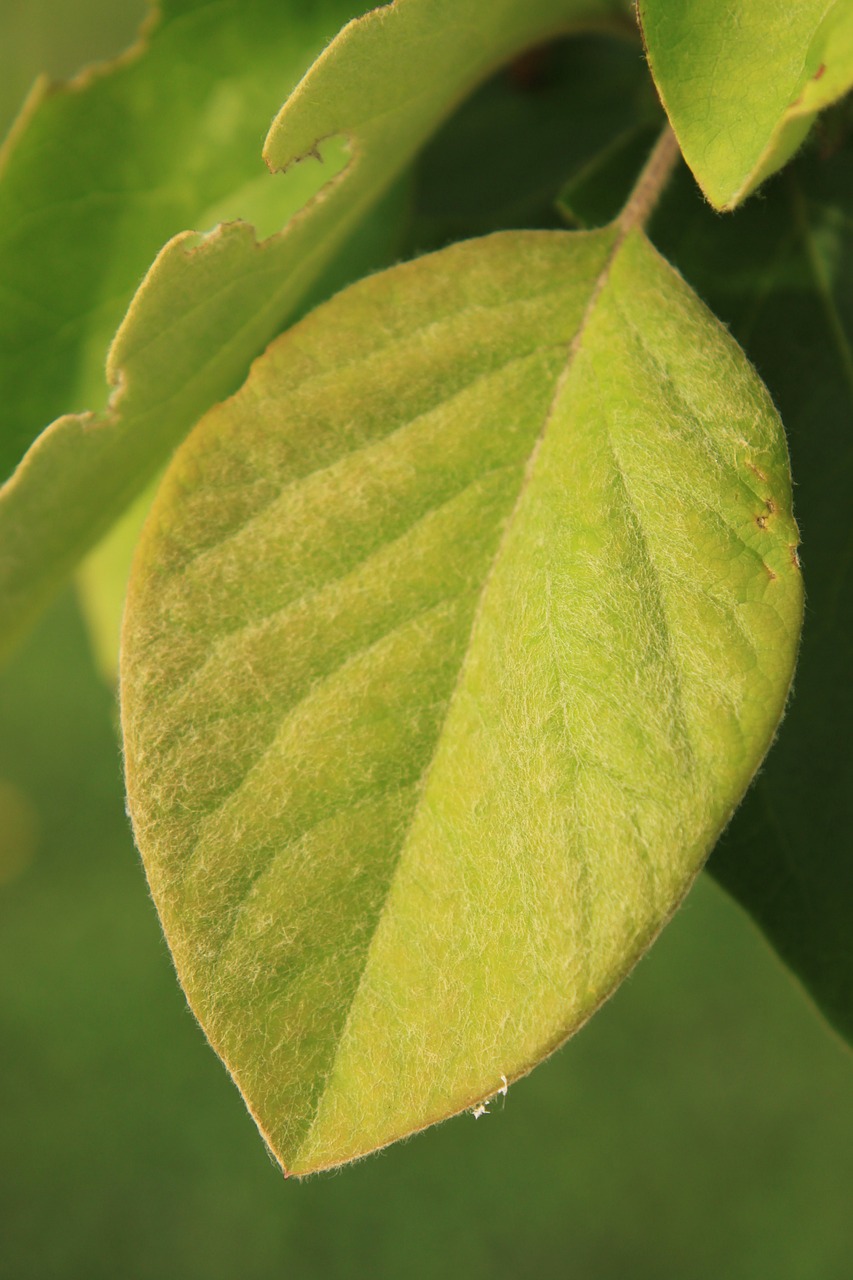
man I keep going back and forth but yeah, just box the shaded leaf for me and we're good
[405,30,657,252]
[0,0,361,484]
[0,0,626,662]
[638,0,853,210]
[0,0,369,656]
[122,226,802,1174]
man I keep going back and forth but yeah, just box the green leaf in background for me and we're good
[75,478,161,682]
[0,0,370,656]
[0,0,363,484]
[0,0,627,664]
[638,0,853,210]
[122,224,802,1174]
[396,30,662,245]
[647,122,853,1044]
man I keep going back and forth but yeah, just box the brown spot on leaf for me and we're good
[756,497,775,529]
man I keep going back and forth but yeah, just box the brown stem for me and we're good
[617,123,681,236]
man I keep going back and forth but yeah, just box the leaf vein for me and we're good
[182,591,471,875]
[162,460,522,720]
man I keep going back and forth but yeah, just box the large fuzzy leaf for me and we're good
[0,0,626,662]
[122,226,802,1174]
[638,0,853,210]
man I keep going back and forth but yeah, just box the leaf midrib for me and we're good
[288,225,644,1169]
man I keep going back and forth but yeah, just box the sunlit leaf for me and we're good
[122,226,802,1174]
[639,0,853,209]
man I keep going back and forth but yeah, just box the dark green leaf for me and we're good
[653,130,853,1044]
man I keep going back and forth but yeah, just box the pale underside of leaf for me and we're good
[638,0,853,211]
[0,0,628,661]
[122,226,802,1175]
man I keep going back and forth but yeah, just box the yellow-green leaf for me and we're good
[121,227,802,1175]
[639,0,853,210]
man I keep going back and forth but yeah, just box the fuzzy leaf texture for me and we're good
[638,0,853,210]
[0,0,626,663]
[121,227,803,1175]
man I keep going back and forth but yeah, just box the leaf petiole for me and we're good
[617,123,681,235]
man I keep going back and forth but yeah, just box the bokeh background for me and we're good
[3,595,853,1279]
[1,4,852,1277]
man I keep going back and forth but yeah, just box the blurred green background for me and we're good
[2,594,852,1280]
[0,0,145,136]
[2,3,852,1277]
